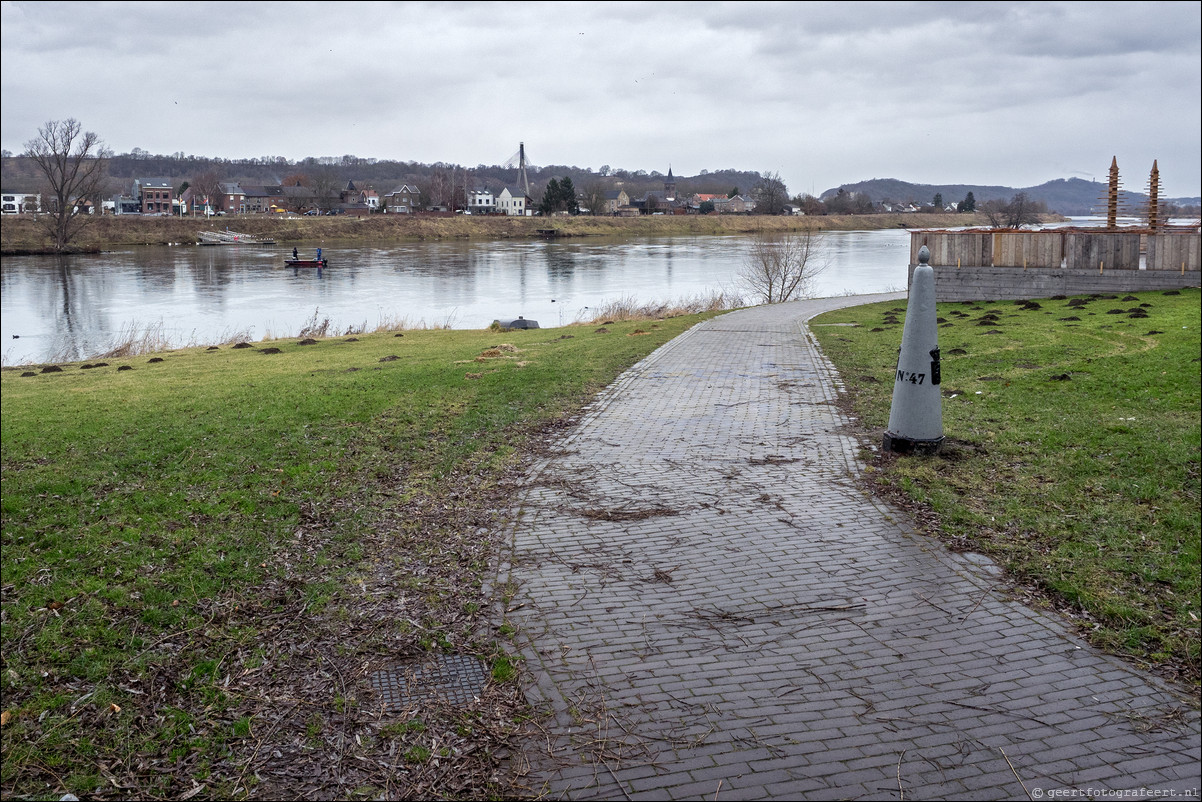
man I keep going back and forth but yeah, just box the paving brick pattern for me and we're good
[498,294,1201,800]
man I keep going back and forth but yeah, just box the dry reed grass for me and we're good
[296,309,333,339]
[17,292,714,366]
[97,319,172,359]
[580,290,744,324]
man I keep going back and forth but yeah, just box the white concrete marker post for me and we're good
[883,245,944,455]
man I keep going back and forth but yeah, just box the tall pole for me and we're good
[519,142,530,198]
[1107,156,1120,230]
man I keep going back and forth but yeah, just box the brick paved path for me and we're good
[497,295,1200,801]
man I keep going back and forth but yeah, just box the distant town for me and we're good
[3,140,1198,221]
[21,169,778,220]
[0,160,898,220]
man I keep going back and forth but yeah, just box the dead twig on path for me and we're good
[605,759,634,801]
[916,592,956,616]
[645,566,679,584]
[949,700,1051,728]
[1000,747,1033,800]
[961,587,994,621]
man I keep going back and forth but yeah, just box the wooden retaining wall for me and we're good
[910,229,1199,270]
[908,228,1200,301]
[992,231,1064,268]
[911,231,992,267]
[1147,233,1202,272]
[1063,232,1142,270]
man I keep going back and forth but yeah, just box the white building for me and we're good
[496,186,532,216]
[467,187,496,215]
[1,191,41,214]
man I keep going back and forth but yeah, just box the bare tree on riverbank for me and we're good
[739,226,829,304]
[190,169,225,215]
[752,170,790,215]
[24,119,111,252]
[980,192,1047,228]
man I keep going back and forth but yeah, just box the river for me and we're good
[1,230,919,365]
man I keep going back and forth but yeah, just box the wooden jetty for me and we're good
[198,230,276,246]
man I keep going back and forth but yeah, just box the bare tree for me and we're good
[191,169,224,215]
[580,181,609,216]
[751,170,789,215]
[451,168,469,212]
[980,192,1047,228]
[310,167,340,212]
[795,193,828,215]
[979,199,1007,227]
[24,119,111,252]
[427,168,452,209]
[739,226,829,304]
[824,188,857,215]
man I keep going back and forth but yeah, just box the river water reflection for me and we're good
[1,230,914,365]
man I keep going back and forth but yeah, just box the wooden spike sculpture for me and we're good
[1107,156,1120,230]
[1147,160,1162,231]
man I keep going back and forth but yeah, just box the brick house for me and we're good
[135,178,175,215]
[340,181,379,209]
[712,194,756,214]
[385,184,420,214]
[183,182,245,215]
[218,182,247,214]
[601,190,630,215]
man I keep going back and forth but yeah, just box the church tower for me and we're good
[664,166,677,202]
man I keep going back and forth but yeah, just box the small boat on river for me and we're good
[284,259,328,268]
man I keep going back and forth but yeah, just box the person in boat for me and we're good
[292,247,298,260]
[316,247,322,264]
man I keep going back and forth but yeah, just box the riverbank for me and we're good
[1,211,1008,254]
[0,314,720,799]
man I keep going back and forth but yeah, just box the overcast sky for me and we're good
[3,1,1199,198]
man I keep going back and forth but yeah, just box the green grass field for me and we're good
[811,288,1201,683]
[3,286,1198,798]
[0,315,717,799]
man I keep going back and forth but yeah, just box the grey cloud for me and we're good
[1,1,1197,197]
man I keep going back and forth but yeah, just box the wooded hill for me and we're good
[823,176,1201,216]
